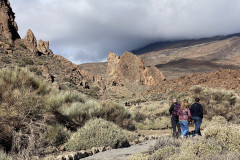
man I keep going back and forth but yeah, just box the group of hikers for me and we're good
[169,98,203,138]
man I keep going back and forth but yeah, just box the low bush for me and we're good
[65,118,129,151]
[122,130,139,142]
[151,146,177,160]
[140,103,169,117]
[29,67,42,75]
[130,119,240,160]
[135,117,171,130]
[126,153,149,160]
[62,100,135,130]
[1,56,11,64]
[19,43,27,49]
[44,124,70,146]
[100,101,135,130]
[204,124,240,152]
[18,58,34,67]
[191,86,240,121]
[0,151,12,160]
[0,67,88,157]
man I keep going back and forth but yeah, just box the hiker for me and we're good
[190,98,203,136]
[177,99,192,138]
[169,98,181,138]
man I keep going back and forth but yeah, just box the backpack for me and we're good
[172,103,180,117]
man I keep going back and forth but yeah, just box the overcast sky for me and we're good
[10,0,240,64]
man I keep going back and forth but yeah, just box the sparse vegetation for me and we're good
[18,58,34,67]
[128,120,240,160]
[0,67,102,158]
[44,124,70,147]
[190,86,240,122]
[0,151,13,160]
[19,43,27,49]
[62,100,135,130]
[29,67,42,75]
[129,101,171,130]
[1,56,11,64]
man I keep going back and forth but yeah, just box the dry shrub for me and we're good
[201,116,227,129]
[0,67,86,158]
[100,101,135,130]
[181,138,222,157]
[204,124,240,152]
[0,151,12,160]
[126,153,149,160]
[140,103,169,117]
[62,100,135,130]
[135,117,171,130]
[131,111,147,123]
[150,136,181,152]
[151,146,177,160]
[191,86,240,121]
[122,130,139,142]
[65,118,129,151]
[44,124,70,147]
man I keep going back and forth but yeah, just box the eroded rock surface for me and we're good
[24,29,37,54]
[0,0,20,42]
[37,40,53,55]
[107,52,165,87]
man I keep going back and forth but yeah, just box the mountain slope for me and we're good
[132,34,240,79]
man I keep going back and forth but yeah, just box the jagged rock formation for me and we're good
[107,52,165,87]
[0,0,20,42]
[24,29,37,54]
[37,40,53,55]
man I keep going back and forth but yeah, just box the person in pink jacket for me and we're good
[177,99,192,138]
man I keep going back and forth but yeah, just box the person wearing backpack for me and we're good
[177,100,192,138]
[190,98,203,136]
[169,98,181,138]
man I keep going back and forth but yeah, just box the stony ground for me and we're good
[82,139,157,160]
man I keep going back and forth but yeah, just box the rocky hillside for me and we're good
[0,0,111,98]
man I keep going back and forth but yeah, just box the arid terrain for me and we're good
[1,0,240,160]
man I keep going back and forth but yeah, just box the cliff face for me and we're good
[0,0,20,42]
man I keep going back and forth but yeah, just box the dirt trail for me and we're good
[83,129,172,160]
[82,139,157,160]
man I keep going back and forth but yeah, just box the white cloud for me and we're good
[10,0,240,64]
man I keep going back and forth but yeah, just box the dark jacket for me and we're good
[190,103,203,119]
[169,102,179,116]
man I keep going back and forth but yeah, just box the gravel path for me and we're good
[82,140,157,160]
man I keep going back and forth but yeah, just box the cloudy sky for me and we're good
[11,0,240,64]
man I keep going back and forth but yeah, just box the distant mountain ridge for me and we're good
[132,32,240,55]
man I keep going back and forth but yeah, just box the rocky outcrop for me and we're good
[0,0,20,42]
[24,29,37,54]
[143,66,166,86]
[37,40,53,55]
[107,52,165,87]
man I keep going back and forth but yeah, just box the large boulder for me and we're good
[0,0,20,42]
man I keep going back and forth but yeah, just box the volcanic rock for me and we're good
[37,40,53,55]
[0,0,20,42]
[24,29,37,54]
[107,52,165,87]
